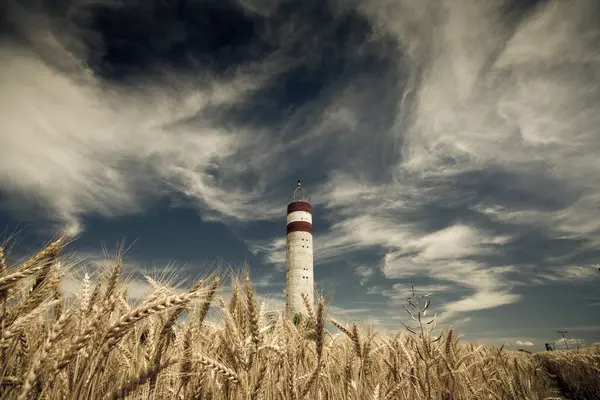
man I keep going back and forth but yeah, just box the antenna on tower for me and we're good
[293,180,303,198]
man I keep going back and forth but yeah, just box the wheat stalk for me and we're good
[0,240,594,400]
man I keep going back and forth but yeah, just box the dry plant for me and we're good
[533,346,600,400]
[0,238,597,399]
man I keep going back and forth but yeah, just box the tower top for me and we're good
[289,179,311,205]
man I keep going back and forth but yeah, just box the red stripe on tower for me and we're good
[287,202,312,214]
[287,221,312,234]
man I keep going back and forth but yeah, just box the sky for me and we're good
[1,0,600,352]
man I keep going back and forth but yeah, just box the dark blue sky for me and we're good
[1,0,600,351]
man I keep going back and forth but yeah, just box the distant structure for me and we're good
[285,180,314,318]
[557,330,569,350]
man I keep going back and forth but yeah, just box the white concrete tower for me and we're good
[285,180,314,318]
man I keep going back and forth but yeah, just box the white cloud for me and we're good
[348,0,600,232]
[4,0,600,339]
[516,341,534,347]
[62,272,169,301]
[382,254,519,319]
[249,238,286,271]
[250,0,600,329]
[58,248,217,302]
[539,265,600,283]
[252,274,285,290]
[308,0,600,315]
[444,290,521,316]
[366,286,383,295]
[368,283,450,300]
[0,6,296,235]
[472,204,549,226]
[403,224,511,261]
[411,225,485,260]
[355,266,373,278]
[316,215,410,262]
[553,337,586,348]
[317,175,381,210]
[355,265,374,285]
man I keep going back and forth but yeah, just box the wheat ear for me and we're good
[18,310,72,400]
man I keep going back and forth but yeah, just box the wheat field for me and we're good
[1,237,599,399]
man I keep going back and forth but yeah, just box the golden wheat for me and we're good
[0,239,598,399]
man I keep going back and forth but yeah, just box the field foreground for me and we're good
[1,238,599,399]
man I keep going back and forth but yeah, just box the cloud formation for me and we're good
[0,0,320,234]
[290,0,600,321]
[1,0,600,336]
[355,265,374,286]
[516,340,534,347]
[552,337,586,349]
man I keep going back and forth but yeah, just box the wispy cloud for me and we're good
[542,265,600,282]
[367,283,450,300]
[553,337,586,348]
[0,0,319,235]
[296,0,600,321]
[516,340,534,347]
[61,274,160,301]
[1,39,281,233]
[1,0,600,342]
[355,265,374,285]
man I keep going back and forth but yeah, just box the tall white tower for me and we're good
[285,180,314,318]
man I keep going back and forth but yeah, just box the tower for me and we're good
[285,180,314,318]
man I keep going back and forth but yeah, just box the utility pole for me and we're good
[557,330,569,350]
